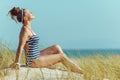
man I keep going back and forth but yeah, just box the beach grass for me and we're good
[0,43,120,80]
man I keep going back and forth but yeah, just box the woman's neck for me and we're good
[23,21,31,27]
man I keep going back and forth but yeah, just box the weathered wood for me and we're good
[0,67,83,80]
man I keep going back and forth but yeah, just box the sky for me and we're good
[0,0,120,50]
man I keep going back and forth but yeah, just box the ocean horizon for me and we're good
[63,49,120,58]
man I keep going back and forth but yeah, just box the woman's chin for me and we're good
[32,16,35,18]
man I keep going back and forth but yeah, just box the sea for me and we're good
[63,49,120,58]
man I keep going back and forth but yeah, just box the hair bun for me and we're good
[10,7,21,16]
[9,7,23,23]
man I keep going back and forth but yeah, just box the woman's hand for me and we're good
[10,62,20,69]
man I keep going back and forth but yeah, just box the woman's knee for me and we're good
[52,44,63,53]
[52,44,60,49]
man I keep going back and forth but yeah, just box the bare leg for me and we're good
[31,45,83,74]
[40,45,83,73]
[31,53,83,74]
[40,45,63,56]
[39,45,64,69]
[31,54,62,67]
[61,54,83,74]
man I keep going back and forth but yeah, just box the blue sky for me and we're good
[0,0,120,49]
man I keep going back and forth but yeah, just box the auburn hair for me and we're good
[8,7,24,23]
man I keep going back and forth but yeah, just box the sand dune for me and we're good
[0,67,83,80]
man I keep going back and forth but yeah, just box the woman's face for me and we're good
[24,10,35,21]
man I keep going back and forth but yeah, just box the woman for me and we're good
[8,7,83,74]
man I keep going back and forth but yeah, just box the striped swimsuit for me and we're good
[26,34,40,67]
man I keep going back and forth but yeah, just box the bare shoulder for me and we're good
[19,26,29,37]
[20,26,29,34]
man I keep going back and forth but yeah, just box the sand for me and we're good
[0,67,84,80]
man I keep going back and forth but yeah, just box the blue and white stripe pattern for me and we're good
[26,35,40,67]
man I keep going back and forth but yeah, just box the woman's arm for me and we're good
[15,27,29,63]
